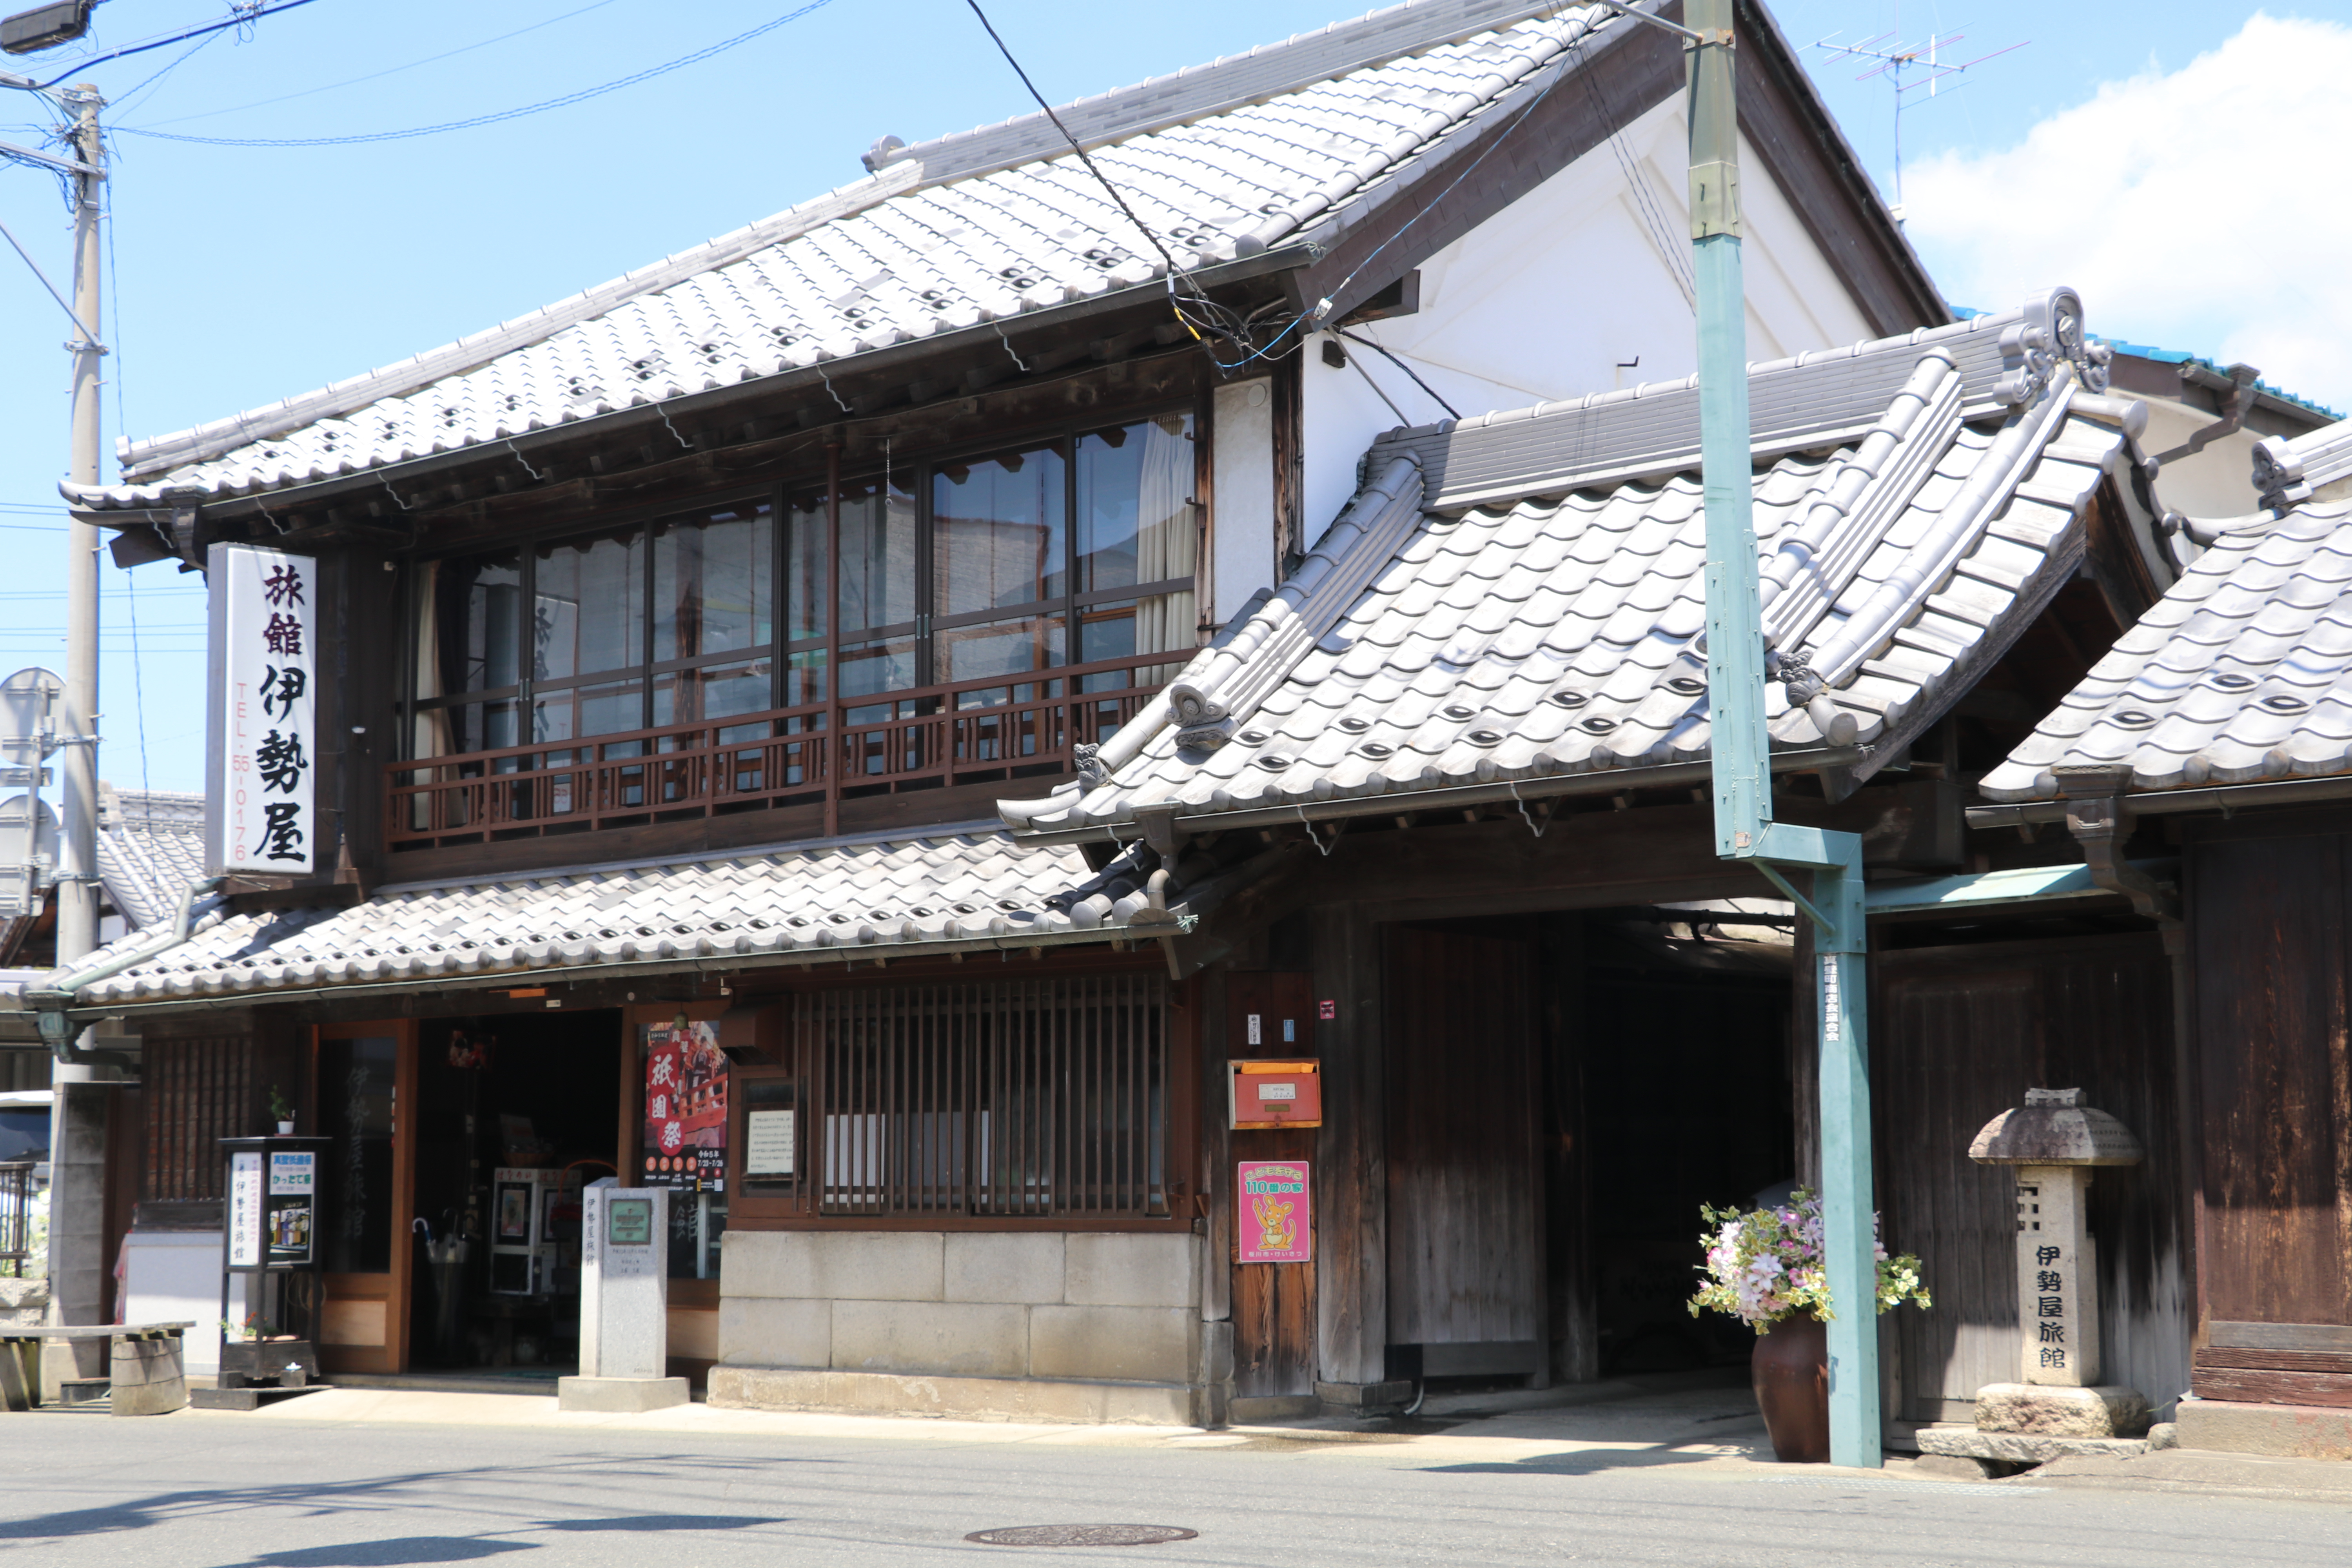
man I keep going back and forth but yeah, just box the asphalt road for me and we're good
[2,1410,2345,1567]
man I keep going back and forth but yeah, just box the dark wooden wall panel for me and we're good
[1382,926,1541,1350]
[142,1034,260,1202]
[1871,934,2185,1422]
[2191,831,2352,1331]
[1227,971,1318,1399]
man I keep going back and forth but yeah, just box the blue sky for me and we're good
[1,0,2345,795]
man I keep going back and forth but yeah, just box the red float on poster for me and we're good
[1237,1159,1311,1263]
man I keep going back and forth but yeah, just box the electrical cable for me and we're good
[137,0,631,130]
[114,1,842,147]
[34,0,323,90]
[106,29,227,124]
[1567,29,1695,310]
[125,565,149,793]
[1310,5,1590,327]
[957,0,1305,373]
[0,207,88,333]
[1334,327,1460,420]
[958,0,1179,282]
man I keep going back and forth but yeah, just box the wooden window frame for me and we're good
[720,970,1196,1233]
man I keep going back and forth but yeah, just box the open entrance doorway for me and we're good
[1378,909,1795,1399]
[411,1012,622,1373]
[312,1011,621,1377]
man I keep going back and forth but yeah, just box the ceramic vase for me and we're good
[1751,1315,1831,1463]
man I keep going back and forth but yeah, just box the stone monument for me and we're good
[557,1183,687,1413]
[1916,1088,2155,1470]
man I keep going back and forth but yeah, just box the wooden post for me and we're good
[1310,904,1387,1391]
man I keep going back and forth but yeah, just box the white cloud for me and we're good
[1905,12,2352,412]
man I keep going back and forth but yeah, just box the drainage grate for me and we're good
[966,1524,1199,1547]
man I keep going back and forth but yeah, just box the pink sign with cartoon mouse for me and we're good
[1237,1160,1311,1263]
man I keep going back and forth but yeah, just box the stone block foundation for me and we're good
[714,1230,1212,1425]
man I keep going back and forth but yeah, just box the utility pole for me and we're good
[45,78,109,1395]
[1593,0,1882,1465]
[58,81,102,972]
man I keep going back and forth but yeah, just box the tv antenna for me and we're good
[1813,28,2028,218]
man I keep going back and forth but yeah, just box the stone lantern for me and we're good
[1917,1088,2154,1469]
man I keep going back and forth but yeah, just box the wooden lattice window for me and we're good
[142,1035,257,1202]
[733,975,1180,1224]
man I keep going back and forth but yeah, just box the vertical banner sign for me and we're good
[207,543,316,875]
[641,1020,728,1190]
[1237,1159,1311,1263]
[227,1149,264,1268]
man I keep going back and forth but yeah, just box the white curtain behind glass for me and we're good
[1132,416,1196,678]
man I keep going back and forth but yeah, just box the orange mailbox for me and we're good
[1229,1059,1322,1129]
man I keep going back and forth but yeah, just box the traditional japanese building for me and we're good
[17,0,2224,1437]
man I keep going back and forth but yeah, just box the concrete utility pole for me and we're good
[1595,0,1882,1465]
[46,79,110,1394]
[58,82,102,970]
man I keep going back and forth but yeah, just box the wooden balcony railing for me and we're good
[385,651,1175,850]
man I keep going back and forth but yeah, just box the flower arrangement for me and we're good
[1688,1188,1931,1329]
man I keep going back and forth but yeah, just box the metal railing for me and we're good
[386,650,1176,849]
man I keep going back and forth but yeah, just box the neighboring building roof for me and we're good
[2098,337,2341,424]
[1979,497,2352,801]
[73,0,1659,512]
[2253,412,2352,511]
[1005,291,2152,839]
[62,826,1221,1012]
[95,786,205,931]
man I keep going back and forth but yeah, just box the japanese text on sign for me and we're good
[208,545,316,875]
[1238,1160,1311,1263]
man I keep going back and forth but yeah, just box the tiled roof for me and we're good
[74,1,1642,511]
[2095,336,2341,423]
[1979,499,2352,801]
[1006,292,2149,837]
[2253,413,2352,511]
[69,826,1212,1011]
[95,786,206,932]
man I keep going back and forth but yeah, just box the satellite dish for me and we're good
[0,667,64,766]
[0,793,60,922]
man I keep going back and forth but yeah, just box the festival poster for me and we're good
[1237,1159,1311,1263]
[642,1020,728,1191]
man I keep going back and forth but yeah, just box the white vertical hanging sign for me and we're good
[207,544,317,875]
[1820,953,1842,1043]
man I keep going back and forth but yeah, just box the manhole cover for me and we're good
[966,1524,1198,1547]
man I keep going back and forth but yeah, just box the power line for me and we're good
[126,559,149,792]
[138,0,631,129]
[116,1,843,147]
[957,0,1301,373]
[1311,5,1592,325]
[33,0,324,90]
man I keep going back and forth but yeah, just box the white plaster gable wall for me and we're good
[1297,96,1882,539]
[1210,379,1278,632]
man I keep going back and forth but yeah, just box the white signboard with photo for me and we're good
[206,544,317,875]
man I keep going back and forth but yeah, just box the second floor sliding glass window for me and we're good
[408,412,1194,758]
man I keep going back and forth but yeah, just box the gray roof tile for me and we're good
[70,826,1203,1009]
[78,3,1634,511]
[1983,499,2352,799]
[1009,296,2138,837]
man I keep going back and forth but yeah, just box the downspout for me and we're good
[25,875,222,1062]
[2063,797,2179,921]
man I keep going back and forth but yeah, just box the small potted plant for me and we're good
[1688,1189,1930,1463]
[269,1086,295,1136]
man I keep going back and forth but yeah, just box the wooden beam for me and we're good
[1311,904,1386,1388]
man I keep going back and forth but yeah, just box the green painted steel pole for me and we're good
[1684,0,1881,1467]
[1688,2,1768,859]
[1813,843,1881,1468]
